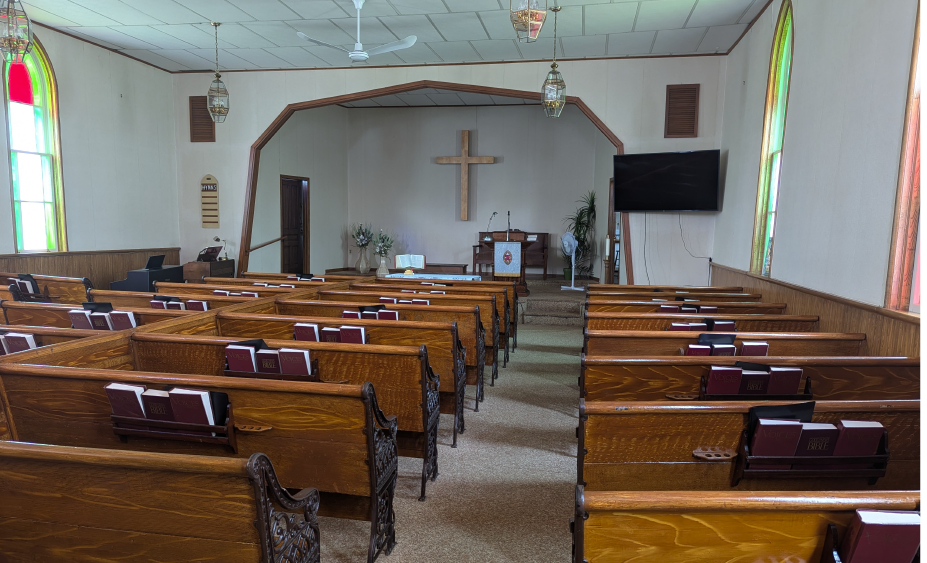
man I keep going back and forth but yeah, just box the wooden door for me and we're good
[280,177,309,274]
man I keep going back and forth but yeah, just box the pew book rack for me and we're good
[820,524,842,563]
[730,429,890,487]
[112,403,238,453]
[8,283,51,302]
[224,358,320,382]
[699,375,814,401]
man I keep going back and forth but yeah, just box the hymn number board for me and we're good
[201,175,219,228]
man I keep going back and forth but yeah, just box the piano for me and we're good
[110,255,184,292]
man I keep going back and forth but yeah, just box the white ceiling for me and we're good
[338,87,541,107]
[24,0,768,72]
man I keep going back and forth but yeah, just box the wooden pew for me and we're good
[276,299,488,405]
[89,288,255,310]
[584,330,868,356]
[319,289,501,384]
[154,281,312,298]
[572,488,920,563]
[241,271,369,283]
[0,324,101,348]
[1,300,197,328]
[578,399,920,491]
[581,356,920,401]
[586,300,787,314]
[212,311,467,447]
[587,291,762,302]
[588,284,744,292]
[2,272,92,303]
[0,361,398,563]
[205,276,357,291]
[585,311,820,332]
[0,441,322,563]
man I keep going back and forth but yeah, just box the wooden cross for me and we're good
[436,130,495,221]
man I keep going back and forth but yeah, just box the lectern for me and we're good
[485,240,530,297]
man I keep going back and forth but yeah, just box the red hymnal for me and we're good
[104,382,148,430]
[90,312,114,331]
[712,320,736,331]
[256,350,281,374]
[681,307,698,313]
[401,290,415,293]
[150,300,167,309]
[699,306,718,314]
[279,284,295,288]
[2,332,36,353]
[740,341,769,356]
[829,420,885,469]
[688,322,708,331]
[738,370,770,394]
[340,326,366,344]
[669,323,691,331]
[685,344,711,356]
[710,344,736,356]
[294,323,319,342]
[165,302,186,310]
[230,293,242,296]
[411,299,430,305]
[430,291,445,294]
[109,311,137,330]
[377,310,399,321]
[342,310,361,319]
[793,422,839,462]
[321,327,341,343]
[361,311,378,320]
[212,290,230,296]
[310,277,325,282]
[241,291,259,298]
[840,510,920,563]
[379,297,398,304]
[141,389,175,426]
[69,309,94,330]
[705,366,742,395]
[398,300,413,304]
[279,348,312,376]
[659,305,680,313]
[169,388,214,436]
[768,366,803,394]
[186,300,208,311]
[750,418,802,469]
[225,345,256,372]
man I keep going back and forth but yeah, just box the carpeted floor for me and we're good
[319,323,582,562]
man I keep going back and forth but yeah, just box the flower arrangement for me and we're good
[372,230,395,257]
[350,223,374,248]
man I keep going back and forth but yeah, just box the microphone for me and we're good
[485,212,498,240]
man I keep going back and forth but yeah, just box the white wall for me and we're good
[713,0,916,305]
[0,27,179,254]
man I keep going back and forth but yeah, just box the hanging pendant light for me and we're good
[0,0,32,64]
[207,22,229,123]
[542,6,566,118]
[510,0,547,43]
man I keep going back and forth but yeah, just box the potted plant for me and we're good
[560,191,597,280]
[350,223,374,274]
[371,229,395,277]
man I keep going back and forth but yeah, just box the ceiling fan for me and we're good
[296,0,417,63]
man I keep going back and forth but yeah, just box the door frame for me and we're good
[280,175,310,274]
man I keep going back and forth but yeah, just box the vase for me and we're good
[355,247,370,274]
[376,256,390,277]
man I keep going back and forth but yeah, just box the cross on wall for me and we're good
[436,130,496,221]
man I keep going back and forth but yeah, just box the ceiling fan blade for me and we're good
[366,35,417,56]
[296,31,350,52]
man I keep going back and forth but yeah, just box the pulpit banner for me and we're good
[493,241,522,278]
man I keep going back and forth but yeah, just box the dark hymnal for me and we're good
[738,370,770,394]
[225,345,256,372]
[659,305,680,313]
[361,311,378,320]
[212,290,229,296]
[90,312,114,331]
[2,332,36,353]
[169,388,215,436]
[740,341,769,356]
[342,310,361,319]
[241,291,259,298]
[710,344,736,356]
[840,510,920,563]
[379,297,398,304]
[669,323,691,332]
[321,327,341,343]
[165,301,186,310]
[767,366,802,395]
[749,418,802,470]
[256,349,281,374]
[141,389,175,426]
[377,310,399,321]
[150,300,167,309]
[698,306,718,314]
[340,326,366,344]
[681,306,698,313]
[705,366,742,395]
[688,322,708,332]
[829,420,885,469]
[186,300,208,311]
[793,422,839,461]
[104,382,148,430]
[109,311,137,330]
[279,348,312,376]
[69,309,94,330]
[294,323,319,342]
[411,299,430,305]
[712,320,736,331]
[685,344,711,356]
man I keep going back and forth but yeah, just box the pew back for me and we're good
[587,292,762,302]
[585,330,867,356]
[585,312,820,332]
[588,285,744,292]
[0,324,101,347]
[1,300,197,328]
[154,281,313,297]
[586,300,787,314]
[89,288,254,310]
[2,272,92,303]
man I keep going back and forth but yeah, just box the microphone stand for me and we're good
[484,212,497,241]
[506,211,510,241]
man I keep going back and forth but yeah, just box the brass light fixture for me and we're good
[0,0,31,63]
[510,0,547,43]
[542,6,566,118]
[207,22,229,123]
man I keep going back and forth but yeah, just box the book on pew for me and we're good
[681,306,698,313]
[767,366,803,394]
[740,341,769,356]
[165,301,186,310]
[738,370,770,394]
[141,389,175,429]
[230,292,242,296]
[705,366,742,395]
[712,320,736,331]
[12,278,34,293]
[750,418,802,469]
[286,275,299,280]
[225,345,257,372]
[321,327,341,343]
[399,300,413,304]
[279,348,312,376]
[212,290,230,296]
[685,344,711,356]
[827,420,885,469]
[841,510,920,563]
[241,291,259,298]
[377,310,399,321]
[401,290,415,293]
[379,297,398,304]
[294,323,319,342]
[150,300,167,309]
[252,282,268,286]
[710,344,736,356]
[169,388,215,436]
[688,322,708,331]
[104,382,148,430]
[2,332,36,353]
[0,336,5,355]
[342,310,361,319]
[699,306,718,313]
[186,300,208,312]
[69,309,94,330]
[109,311,137,330]
[411,299,430,305]
[340,326,366,344]
[659,305,680,313]
[280,284,295,288]
[310,277,325,282]
[669,323,691,331]
[361,311,378,320]
[793,422,839,464]
[255,349,281,374]
[430,291,445,294]
[651,298,668,302]
[90,312,114,331]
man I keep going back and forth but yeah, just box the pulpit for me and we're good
[483,237,530,297]
[473,230,549,280]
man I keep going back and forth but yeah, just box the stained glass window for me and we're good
[750,0,793,276]
[6,39,65,252]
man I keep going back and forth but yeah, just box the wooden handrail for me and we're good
[249,236,286,252]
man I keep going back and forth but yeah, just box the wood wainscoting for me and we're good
[710,263,919,357]
[0,247,181,291]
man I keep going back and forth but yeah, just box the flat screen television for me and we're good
[613,149,721,212]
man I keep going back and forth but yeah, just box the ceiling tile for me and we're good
[396,93,437,105]
[697,23,747,52]
[24,0,119,26]
[332,16,399,44]
[516,36,561,60]
[635,0,697,32]
[427,93,465,105]
[737,0,766,24]
[226,48,294,67]
[368,94,409,106]
[351,98,381,107]
[67,0,164,25]
[477,10,515,40]
[606,30,654,55]
[389,0,448,15]
[446,0,500,11]
[393,42,443,63]
[427,40,481,61]
[548,5,584,37]
[367,50,405,64]
[151,24,236,48]
[22,3,78,26]
[489,95,524,104]
[686,0,755,28]
[66,26,158,49]
[651,26,705,53]
[470,39,521,60]
[379,14,443,42]
[226,0,301,20]
[280,0,349,19]
[288,19,356,44]
[191,22,276,48]
[429,12,489,41]
[584,3,637,36]
[156,49,217,69]
[108,26,197,49]
[117,0,207,24]
[332,0,396,17]
[456,92,494,105]
[557,0,610,4]
[63,28,122,49]
[179,0,255,22]
[264,46,331,66]
[561,34,605,58]
[187,48,261,68]
[120,49,192,70]
[241,21,308,47]
[304,44,354,65]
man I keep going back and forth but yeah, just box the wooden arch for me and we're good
[237,80,626,275]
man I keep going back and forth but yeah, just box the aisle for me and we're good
[320,324,582,562]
